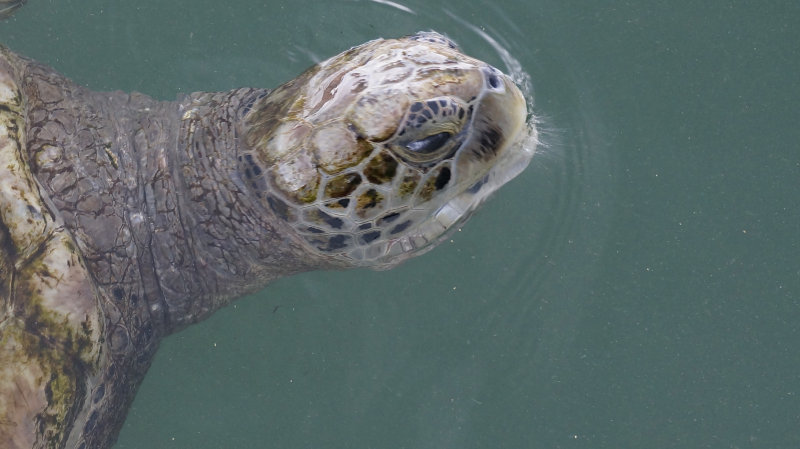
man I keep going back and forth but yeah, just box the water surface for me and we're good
[2,1,798,448]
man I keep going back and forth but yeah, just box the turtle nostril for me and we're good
[483,67,503,90]
[487,73,500,89]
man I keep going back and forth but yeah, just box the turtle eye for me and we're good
[406,132,452,154]
[390,96,468,164]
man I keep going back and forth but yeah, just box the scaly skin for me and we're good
[0,30,533,448]
[0,47,335,448]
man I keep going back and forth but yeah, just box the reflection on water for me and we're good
[365,0,416,15]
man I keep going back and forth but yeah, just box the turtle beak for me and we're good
[477,66,528,155]
[453,66,527,182]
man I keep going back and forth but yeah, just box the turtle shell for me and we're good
[0,47,105,448]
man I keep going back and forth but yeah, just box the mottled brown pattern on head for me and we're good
[242,64,319,163]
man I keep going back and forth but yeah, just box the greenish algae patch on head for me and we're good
[242,64,321,166]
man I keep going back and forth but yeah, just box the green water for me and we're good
[2,0,799,448]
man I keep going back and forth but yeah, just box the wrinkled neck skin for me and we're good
[150,88,338,333]
[27,75,325,334]
[9,52,339,448]
[62,86,333,337]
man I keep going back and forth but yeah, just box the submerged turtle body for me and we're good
[0,0,25,19]
[0,30,535,448]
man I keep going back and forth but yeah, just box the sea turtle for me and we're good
[0,8,536,449]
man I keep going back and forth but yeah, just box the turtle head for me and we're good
[241,31,535,269]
